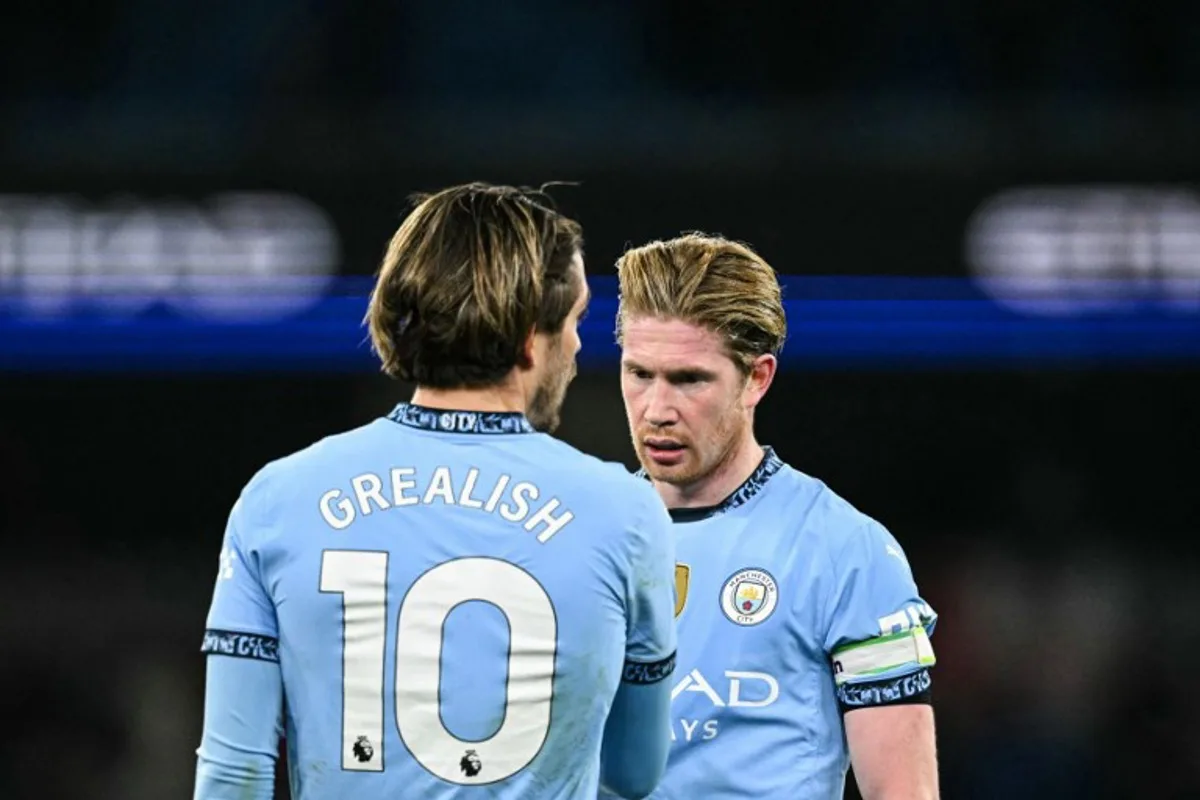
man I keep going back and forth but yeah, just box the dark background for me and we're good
[2,2,1199,798]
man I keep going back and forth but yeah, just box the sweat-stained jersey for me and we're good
[199,403,678,799]
[603,447,937,799]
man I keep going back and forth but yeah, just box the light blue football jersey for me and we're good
[202,403,678,799]
[607,447,937,800]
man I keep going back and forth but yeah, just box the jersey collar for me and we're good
[637,446,785,523]
[385,403,536,435]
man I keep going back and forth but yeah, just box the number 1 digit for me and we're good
[320,549,389,771]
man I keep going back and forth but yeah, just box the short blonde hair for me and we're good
[366,182,583,388]
[615,233,786,370]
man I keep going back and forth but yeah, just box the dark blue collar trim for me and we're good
[385,403,536,435]
[638,446,784,522]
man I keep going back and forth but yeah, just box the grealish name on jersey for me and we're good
[318,466,575,542]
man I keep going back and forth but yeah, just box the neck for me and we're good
[410,379,526,415]
[654,430,766,509]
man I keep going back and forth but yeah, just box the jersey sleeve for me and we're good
[821,520,937,711]
[620,486,678,684]
[195,481,284,798]
[194,656,283,799]
[201,488,280,661]
[599,679,672,798]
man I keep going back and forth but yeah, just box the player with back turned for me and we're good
[603,234,940,799]
[192,183,679,800]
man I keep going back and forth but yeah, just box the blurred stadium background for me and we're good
[2,2,1199,798]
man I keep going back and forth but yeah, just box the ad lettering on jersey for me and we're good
[669,668,780,742]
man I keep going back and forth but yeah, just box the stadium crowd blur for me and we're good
[2,2,1198,798]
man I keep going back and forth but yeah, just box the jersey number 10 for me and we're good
[319,551,558,784]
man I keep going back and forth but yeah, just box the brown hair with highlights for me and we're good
[615,233,786,370]
[367,182,583,388]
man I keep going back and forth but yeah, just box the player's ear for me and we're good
[517,326,537,370]
[743,354,777,409]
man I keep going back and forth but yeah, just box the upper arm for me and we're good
[203,492,278,641]
[600,487,678,798]
[821,520,939,794]
[622,488,679,674]
[195,485,283,799]
[845,704,939,800]
[822,521,937,708]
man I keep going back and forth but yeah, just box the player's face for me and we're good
[526,253,588,433]
[620,316,752,487]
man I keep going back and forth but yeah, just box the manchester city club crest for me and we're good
[720,568,779,626]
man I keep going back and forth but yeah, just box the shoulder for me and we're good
[236,419,386,511]
[767,462,898,563]
[260,419,382,476]
[532,436,665,517]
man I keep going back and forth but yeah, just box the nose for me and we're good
[643,379,679,428]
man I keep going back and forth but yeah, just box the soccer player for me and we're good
[193,183,679,800]
[607,234,939,799]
